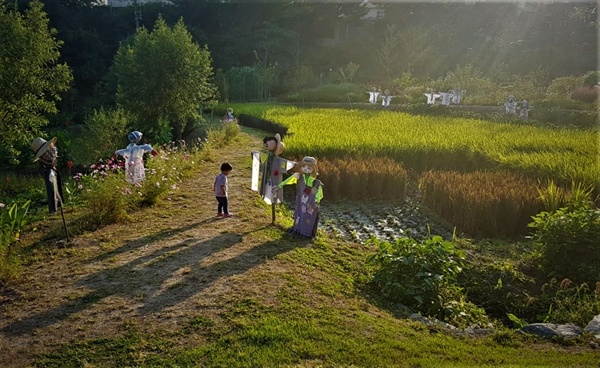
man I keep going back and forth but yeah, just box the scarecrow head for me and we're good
[128,131,143,144]
[296,156,318,178]
[31,137,58,162]
[263,133,285,157]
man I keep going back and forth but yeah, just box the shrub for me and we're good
[536,279,600,327]
[71,107,131,167]
[367,235,467,319]
[570,87,599,104]
[528,200,600,283]
[206,122,240,148]
[0,200,32,282]
[583,70,600,88]
[546,76,583,100]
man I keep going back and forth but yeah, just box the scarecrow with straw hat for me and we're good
[31,136,63,214]
[273,156,323,238]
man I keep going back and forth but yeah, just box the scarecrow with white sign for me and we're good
[115,131,157,184]
[273,156,323,238]
[251,134,294,223]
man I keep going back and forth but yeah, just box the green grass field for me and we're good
[230,104,598,189]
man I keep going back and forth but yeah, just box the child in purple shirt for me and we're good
[214,163,232,217]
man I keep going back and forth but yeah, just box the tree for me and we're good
[114,16,217,142]
[376,24,401,81]
[0,0,72,163]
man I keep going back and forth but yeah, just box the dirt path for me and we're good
[0,132,287,367]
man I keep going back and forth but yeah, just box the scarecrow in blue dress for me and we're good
[273,156,323,238]
[115,131,156,184]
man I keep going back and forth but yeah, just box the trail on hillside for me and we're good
[0,133,280,367]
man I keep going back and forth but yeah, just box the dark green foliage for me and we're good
[114,16,217,143]
[367,236,467,318]
[583,70,600,88]
[528,201,600,283]
[0,0,73,163]
[281,83,366,104]
[70,107,131,167]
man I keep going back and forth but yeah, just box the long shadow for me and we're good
[138,235,311,314]
[86,218,218,264]
[1,226,309,336]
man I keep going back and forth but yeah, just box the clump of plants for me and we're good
[0,200,31,280]
[534,278,600,327]
[528,194,600,284]
[366,235,489,327]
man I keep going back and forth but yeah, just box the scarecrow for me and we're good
[221,108,237,124]
[505,95,517,114]
[115,131,157,184]
[32,137,63,214]
[273,156,323,238]
[250,134,294,223]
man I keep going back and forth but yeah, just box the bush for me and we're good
[583,70,600,88]
[570,87,599,104]
[367,235,468,320]
[528,200,600,283]
[546,76,584,100]
[71,107,132,167]
[536,279,600,327]
[0,200,31,282]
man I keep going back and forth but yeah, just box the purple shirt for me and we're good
[214,173,228,197]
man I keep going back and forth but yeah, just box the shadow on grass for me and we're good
[1,223,310,336]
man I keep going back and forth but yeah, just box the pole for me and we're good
[59,200,70,243]
[52,168,69,242]
[271,202,276,224]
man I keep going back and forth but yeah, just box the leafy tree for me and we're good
[376,24,401,81]
[0,0,72,163]
[114,16,217,142]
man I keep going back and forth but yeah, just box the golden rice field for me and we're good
[232,104,599,189]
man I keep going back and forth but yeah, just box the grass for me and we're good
[2,126,598,367]
[228,104,598,189]
[29,236,598,367]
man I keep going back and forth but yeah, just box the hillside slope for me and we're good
[0,129,596,367]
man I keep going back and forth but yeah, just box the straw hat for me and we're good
[274,133,285,156]
[31,137,57,161]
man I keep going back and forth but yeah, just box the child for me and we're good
[214,162,233,217]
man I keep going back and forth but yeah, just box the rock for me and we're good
[584,314,600,335]
[464,325,494,336]
[409,313,457,330]
[519,323,583,339]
